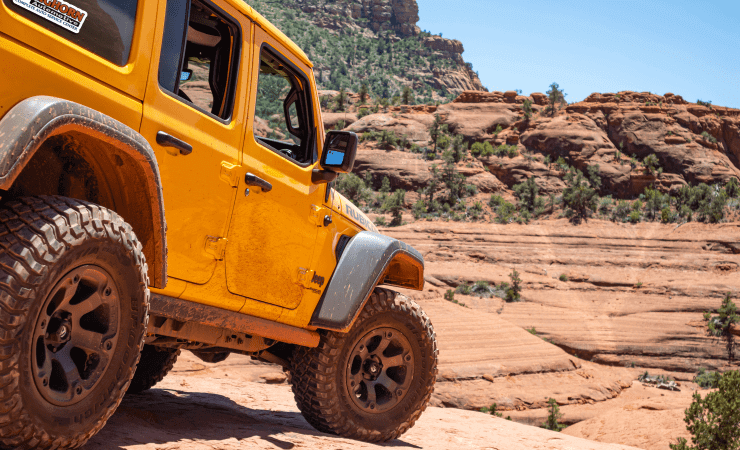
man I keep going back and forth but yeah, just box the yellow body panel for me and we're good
[0,0,378,328]
[0,32,142,129]
[138,0,250,287]
[227,26,323,311]
[0,0,157,100]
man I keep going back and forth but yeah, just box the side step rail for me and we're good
[148,294,320,348]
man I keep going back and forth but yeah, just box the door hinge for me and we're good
[309,204,332,227]
[204,236,228,260]
[219,162,241,187]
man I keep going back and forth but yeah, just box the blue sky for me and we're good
[416,0,740,108]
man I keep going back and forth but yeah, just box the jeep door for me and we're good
[140,0,249,287]
[224,29,324,310]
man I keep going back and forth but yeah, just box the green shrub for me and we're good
[726,178,740,198]
[470,142,484,156]
[661,206,674,223]
[494,200,516,224]
[468,201,484,220]
[696,99,713,107]
[506,269,522,302]
[489,194,505,208]
[611,200,631,222]
[643,154,661,175]
[444,289,455,302]
[375,216,387,226]
[644,187,670,221]
[412,199,428,219]
[598,196,613,214]
[546,82,567,116]
[555,156,568,170]
[456,282,472,295]
[586,164,602,190]
[559,274,568,282]
[527,327,538,335]
[451,135,468,162]
[507,145,518,158]
[522,99,533,119]
[670,370,740,450]
[562,169,598,220]
[706,292,738,363]
[694,368,722,389]
[480,402,504,418]
[541,398,566,432]
[701,131,718,144]
[437,134,451,151]
[513,176,545,214]
[473,141,490,157]
[335,173,370,205]
[382,189,406,226]
[629,210,641,223]
[357,107,371,119]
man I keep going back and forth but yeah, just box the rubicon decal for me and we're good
[13,0,88,34]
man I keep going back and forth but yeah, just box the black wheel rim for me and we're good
[345,327,414,414]
[31,265,121,406]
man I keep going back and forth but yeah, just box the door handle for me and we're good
[156,131,193,155]
[244,173,272,192]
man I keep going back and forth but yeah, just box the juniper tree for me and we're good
[670,370,740,450]
[546,82,567,115]
[706,292,739,364]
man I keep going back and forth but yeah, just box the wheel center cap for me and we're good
[363,358,382,380]
[58,325,69,340]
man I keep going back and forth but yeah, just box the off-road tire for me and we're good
[0,196,149,449]
[127,345,180,394]
[290,288,438,442]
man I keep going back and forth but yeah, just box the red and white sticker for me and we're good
[13,0,87,34]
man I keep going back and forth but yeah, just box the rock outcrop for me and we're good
[348,91,740,198]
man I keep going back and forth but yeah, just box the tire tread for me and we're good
[0,196,149,450]
[290,288,438,443]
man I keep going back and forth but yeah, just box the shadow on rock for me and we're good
[83,388,419,449]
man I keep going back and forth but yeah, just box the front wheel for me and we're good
[290,288,438,442]
[0,196,149,449]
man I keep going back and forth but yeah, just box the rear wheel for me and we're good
[290,288,437,442]
[127,345,180,394]
[0,196,149,449]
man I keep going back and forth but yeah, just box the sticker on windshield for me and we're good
[12,0,88,34]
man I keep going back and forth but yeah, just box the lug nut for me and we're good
[105,341,112,350]
[405,355,412,362]
[76,386,82,395]
[73,275,80,283]
[370,403,375,410]
[387,331,393,338]
[104,287,112,296]
[42,378,48,386]
[396,389,403,396]
[40,320,46,329]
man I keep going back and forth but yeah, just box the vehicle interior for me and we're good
[176,0,238,120]
[253,49,314,165]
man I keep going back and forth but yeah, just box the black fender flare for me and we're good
[0,96,167,287]
[309,231,424,331]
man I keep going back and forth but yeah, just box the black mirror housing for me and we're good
[320,131,357,173]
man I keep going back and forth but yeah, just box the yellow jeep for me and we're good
[0,0,437,447]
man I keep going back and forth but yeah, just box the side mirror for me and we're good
[180,69,193,82]
[320,131,358,173]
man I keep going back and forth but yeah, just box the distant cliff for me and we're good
[250,0,485,101]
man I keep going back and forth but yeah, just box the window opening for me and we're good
[158,0,239,120]
[253,48,314,165]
